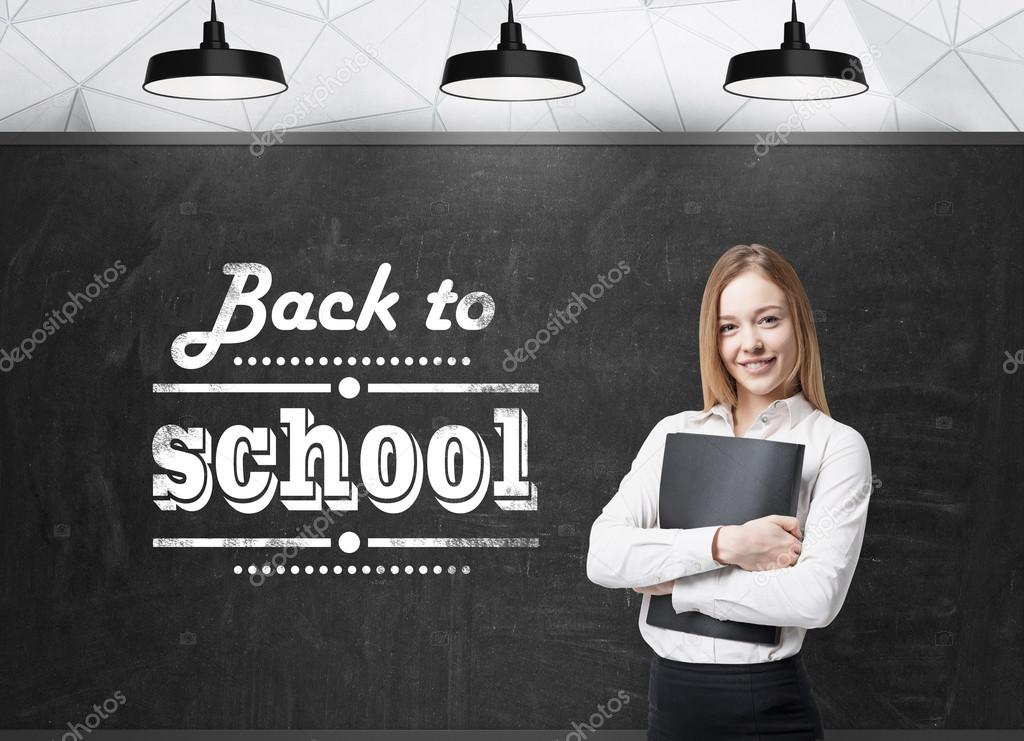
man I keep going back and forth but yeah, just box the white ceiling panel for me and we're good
[0,0,1021,131]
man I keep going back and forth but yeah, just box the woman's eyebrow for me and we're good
[719,304,784,320]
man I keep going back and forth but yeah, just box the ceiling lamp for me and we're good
[143,1,287,100]
[440,1,584,102]
[724,1,868,101]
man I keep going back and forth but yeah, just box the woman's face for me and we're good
[717,270,798,399]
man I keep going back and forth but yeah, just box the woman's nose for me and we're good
[742,331,763,350]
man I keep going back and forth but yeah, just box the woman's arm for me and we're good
[670,427,873,630]
[586,416,728,590]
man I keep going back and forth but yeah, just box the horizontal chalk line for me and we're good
[238,564,472,576]
[152,383,332,393]
[366,537,539,547]
[367,383,539,393]
[153,538,332,548]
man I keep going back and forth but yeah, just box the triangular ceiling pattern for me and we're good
[0,0,1021,132]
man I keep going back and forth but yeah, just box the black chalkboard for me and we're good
[0,144,1021,731]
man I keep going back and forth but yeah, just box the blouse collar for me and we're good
[693,389,815,430]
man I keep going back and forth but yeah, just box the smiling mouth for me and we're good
[740,358,775,371]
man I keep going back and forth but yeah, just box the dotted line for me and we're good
[233,356,470,367]
[235,564,471,575]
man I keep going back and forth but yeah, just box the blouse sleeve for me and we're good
[586,415,727,590]
[671,426,873,630]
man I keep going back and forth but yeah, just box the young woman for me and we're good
[587,243,873,740]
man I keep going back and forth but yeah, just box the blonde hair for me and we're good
[698,243,830,416]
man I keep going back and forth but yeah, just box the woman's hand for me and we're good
[633,580,675,596]
[633,515,802,595]
[716,515,803,572]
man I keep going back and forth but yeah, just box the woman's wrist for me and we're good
[712,525,739,565]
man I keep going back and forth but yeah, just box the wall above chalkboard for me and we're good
[0,0,1019,132]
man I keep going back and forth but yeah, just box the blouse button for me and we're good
[760,415,769,424]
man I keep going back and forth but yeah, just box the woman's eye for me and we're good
[720,317,778,334]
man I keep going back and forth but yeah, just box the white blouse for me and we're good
[586,390,873,663]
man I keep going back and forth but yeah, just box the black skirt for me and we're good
[647,652,825,741]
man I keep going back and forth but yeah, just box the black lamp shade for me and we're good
[724,1,868,101]
[143,1,287,101]
[724,48,868,100]
[440,48,583,101]
[440,2,584,102]
[144,48,287,100]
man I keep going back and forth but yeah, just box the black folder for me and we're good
[645,432,805,644]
